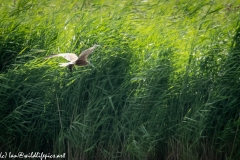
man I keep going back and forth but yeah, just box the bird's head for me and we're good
[93,44,101,48]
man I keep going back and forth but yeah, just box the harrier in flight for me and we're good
[45,44,100,71]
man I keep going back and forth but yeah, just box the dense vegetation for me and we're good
[0,0,239,159]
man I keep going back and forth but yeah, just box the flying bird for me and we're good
[45,44,100,71]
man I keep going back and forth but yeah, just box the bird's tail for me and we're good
[59,62,73,67]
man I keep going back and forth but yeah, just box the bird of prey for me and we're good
[45,44,100,71]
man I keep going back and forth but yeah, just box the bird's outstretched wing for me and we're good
[45,53,78,62]
[78,45,99,61]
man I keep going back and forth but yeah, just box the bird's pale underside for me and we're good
[45,44,99,71]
